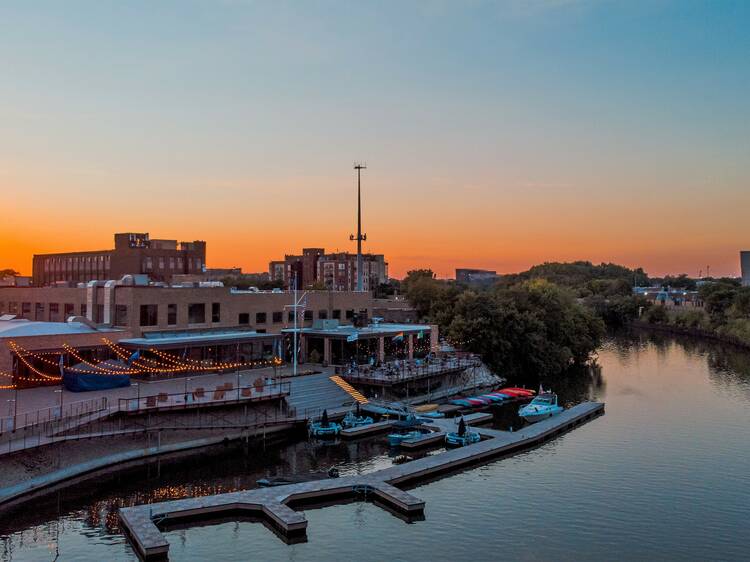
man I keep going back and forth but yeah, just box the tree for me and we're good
[0,269,19,278]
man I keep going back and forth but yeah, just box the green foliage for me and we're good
[671,308,710,330]
[645,305,669,324]
[222,276,283,290]
[500,261,649,289]
[436,280,604,378]
[586,294,649,326]
[0,269,19,277]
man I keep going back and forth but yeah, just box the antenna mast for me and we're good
[350,163,367,291]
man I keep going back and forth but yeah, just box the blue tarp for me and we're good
[62,368,131,392]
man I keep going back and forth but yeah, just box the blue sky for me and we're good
[1,1,748,277]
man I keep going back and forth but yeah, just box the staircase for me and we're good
[329,376,369,404]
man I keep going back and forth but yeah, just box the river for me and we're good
[2,330,749,561]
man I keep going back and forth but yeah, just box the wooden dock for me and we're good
[119,401,604,560]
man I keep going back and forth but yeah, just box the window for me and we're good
[64,303,74,317]
[345,309,354,319]
[318,310,328,320]
[256,312,267,324]
[288,311,296,322]
[167,304,177,325]
[114,305,128,326]
[49,303,60,321]
[35,303,45,320]
[140,304,158,326]
[212,303,221,323]
[169,257,175,270]
[304,310,313,321]
[332,309,341,320]
[9,302,17,314]
[158,258,165,270]
[256,328,266,334]
[143,257,153,272]
[239,313,250,325]
[272,311,283,323]
[81,303,87,317]
[188,303,205,324]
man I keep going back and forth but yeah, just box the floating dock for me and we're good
[340,420,396,439]
[120,401,604,560]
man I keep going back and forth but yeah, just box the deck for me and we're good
[120,401,604,559]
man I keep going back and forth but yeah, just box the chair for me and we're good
[146,396,157,408]
[241,387,252,398]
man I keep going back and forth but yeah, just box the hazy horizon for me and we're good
[2,1,748,278]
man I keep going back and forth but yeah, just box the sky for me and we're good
[1,0,749,279]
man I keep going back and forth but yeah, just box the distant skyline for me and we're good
[2,1,748,278]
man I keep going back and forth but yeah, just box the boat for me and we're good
[518,389,563,423]
[445,430,481,447]
[309,421,342,437]
[308,410,342,437]
[341,411,374,429]
[387,430,424,447]
[501,387,536,397]
[450,398,472,407]
[417,411,445,419]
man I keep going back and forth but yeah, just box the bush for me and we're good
[645,305,669,324]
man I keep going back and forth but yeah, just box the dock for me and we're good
[340,420,396,438]
[120,401,604,560]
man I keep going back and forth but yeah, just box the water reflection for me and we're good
[2,330,750,562]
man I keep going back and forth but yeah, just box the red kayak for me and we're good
[498,387,535,397]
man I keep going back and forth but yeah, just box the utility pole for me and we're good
[350,163,367,292]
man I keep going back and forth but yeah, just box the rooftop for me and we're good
[281,322,431,338]
[0,319,122,338]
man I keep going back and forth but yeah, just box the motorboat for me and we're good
[342,411,374,429]
[257,467,339,487]
[387,430,424,447]
[518,390,563,423]
[445,430,481,447]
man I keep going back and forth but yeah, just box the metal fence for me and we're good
[116,381,291,414]
[0,396,109,435]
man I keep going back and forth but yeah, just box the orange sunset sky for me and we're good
[2,2,748,279]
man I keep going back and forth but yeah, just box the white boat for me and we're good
[518,389,563,423]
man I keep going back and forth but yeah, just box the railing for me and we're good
[116,381,291,414]
[342,356,480,384]
[0,396,109,435]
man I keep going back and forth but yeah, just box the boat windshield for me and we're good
[532,394,555,405]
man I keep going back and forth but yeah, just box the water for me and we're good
[2,331,750,561]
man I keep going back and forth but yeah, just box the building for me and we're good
[0,280,432,384]
[742,251,750,287]
[0,283,374,338]
[633,286,703,307]
[32,232,206,286]
[269,248,388,291]
[455,268,498,284]
[0,275,31,287]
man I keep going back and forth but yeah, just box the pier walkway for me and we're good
[120,401,604,559]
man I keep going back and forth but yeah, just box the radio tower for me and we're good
[350,163,367,292]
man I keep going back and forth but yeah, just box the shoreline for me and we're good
[629,320,750,351]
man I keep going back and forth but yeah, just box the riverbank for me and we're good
[630,319,750,350]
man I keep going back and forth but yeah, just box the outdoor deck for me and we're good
[120,401,604,559]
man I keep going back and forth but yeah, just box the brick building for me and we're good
[269,248,387,291]
[32,232,206,286]
[0,284,374,338]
